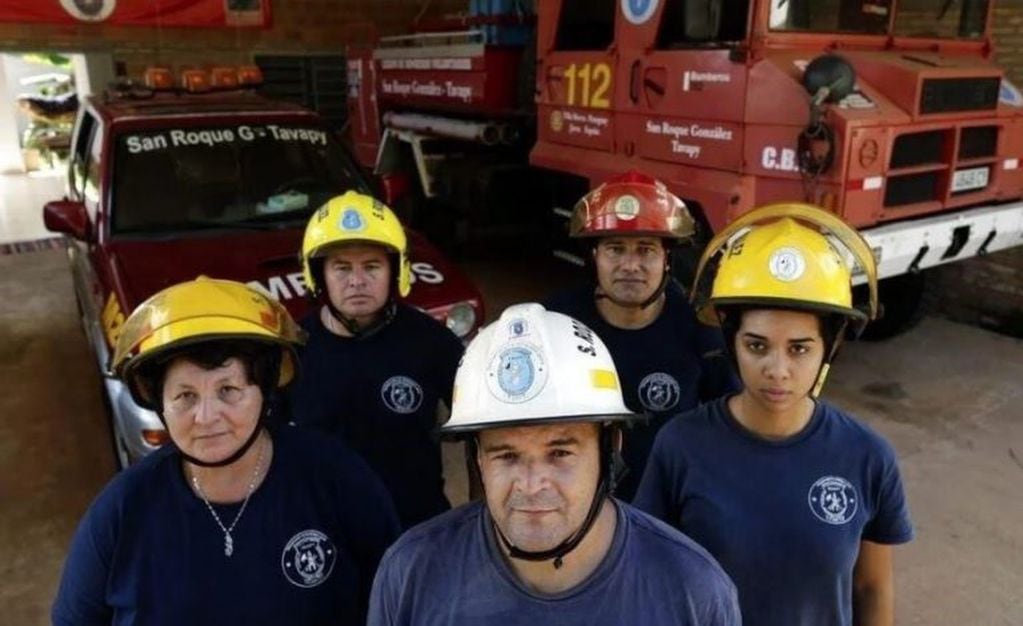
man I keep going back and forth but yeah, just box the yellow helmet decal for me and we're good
[301,191,411,297]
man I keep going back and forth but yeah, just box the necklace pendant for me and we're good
[224,533,234,557]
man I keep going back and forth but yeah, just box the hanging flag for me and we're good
[0,0,271,28]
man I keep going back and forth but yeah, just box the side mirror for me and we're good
[380,172,411,206]
[44,200,92,241]
[802,55,856,105]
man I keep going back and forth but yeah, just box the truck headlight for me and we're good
[445,302,477,339]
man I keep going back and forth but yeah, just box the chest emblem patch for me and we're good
[381,375,424,414]
[638,372,681,412]
[281,529,336,588]
[808,476,858,525]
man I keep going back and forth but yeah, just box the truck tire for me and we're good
[857,272,929,341]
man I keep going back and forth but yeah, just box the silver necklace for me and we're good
[191,437,267,557]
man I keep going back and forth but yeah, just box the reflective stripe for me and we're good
[590,369,619,390]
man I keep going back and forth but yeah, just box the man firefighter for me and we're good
[368,303,740,626]
[545,171,738,501]
[289,191,464,528]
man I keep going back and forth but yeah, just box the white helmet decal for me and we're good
[488,344,548,403]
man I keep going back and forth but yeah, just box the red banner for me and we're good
[0,0,270,28]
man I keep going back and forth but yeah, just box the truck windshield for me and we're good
[893,0,989,40]
[769,0,989,40]
[111,123,369,234]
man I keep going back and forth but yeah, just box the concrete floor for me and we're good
[0,246,116,626]
[825,318,1023,624]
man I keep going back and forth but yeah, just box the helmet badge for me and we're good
[488,344,548,404]
[508,318,529,337]
[550,110,564,133]
[614,194,640,221]
[340,208,365,232]
[768,246,807,282]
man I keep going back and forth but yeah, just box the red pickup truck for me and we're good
[44,84,484,468]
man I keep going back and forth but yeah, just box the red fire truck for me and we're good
[347,0,1023,337]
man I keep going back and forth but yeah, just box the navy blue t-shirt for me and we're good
[545,282,738,501]
[52,425,400,626]
[289,304,463,528]
[369,500,740,626]
[635,397,914,626]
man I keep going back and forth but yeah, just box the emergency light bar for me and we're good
[139,64,264,93]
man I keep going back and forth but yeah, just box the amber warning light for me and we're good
[141,64,263,93]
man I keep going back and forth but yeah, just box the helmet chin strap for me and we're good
[717,307,849,400]
[490,427,617,570]
[810,318,849,398]
[325,298,397,341]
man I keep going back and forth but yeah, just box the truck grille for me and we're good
[959,126,998,160]
[885,172,941,207]
[919,77,999,114]
[890,130,946,169]
[884,124,999,208]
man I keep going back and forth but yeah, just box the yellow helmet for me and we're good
[301,191,411,298]
[112,276,305,409]
[691,203,879,327]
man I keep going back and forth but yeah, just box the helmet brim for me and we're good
[309,239,401,258]
[437,411,647,440]
[571,230,690,240]
[119,327,299,409]
[704,296,868,325]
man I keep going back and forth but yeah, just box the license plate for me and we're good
[952,166,990,192]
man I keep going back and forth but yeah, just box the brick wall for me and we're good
[994,0,1023,87]
[0,0,466,71]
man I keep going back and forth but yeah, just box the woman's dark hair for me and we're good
[135,339,282,412]
[718,305,847,364]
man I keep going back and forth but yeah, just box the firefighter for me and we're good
[290,191,463,528]
[367,303,740,626]
[545,171,738,501]
[53,277,399,626]
[634,203,914,626]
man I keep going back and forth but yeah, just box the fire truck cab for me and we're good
[534,0,1023,273]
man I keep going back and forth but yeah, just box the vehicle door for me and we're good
[67,110,120,362]
[616,0,750,174]
[535,0,618,154]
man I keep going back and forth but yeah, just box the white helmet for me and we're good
[441,303,637,435]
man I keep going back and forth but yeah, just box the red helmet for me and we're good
[569,171,696,240]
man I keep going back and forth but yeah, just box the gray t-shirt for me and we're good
[369,500,741,626]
